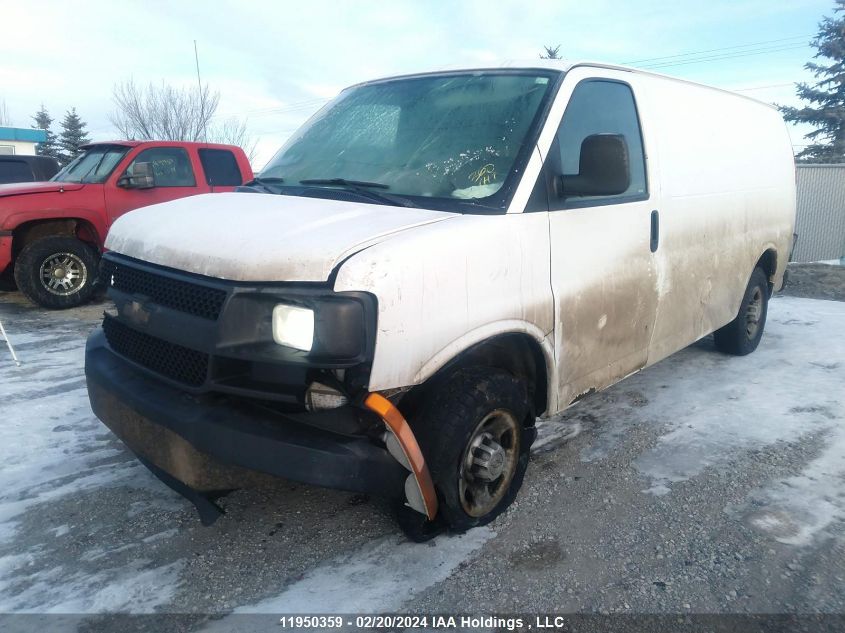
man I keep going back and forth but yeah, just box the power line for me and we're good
[215,97,327,117]
[733,82,794,92]
[211,97,329,121]
[624,34,810,65]
[638,42,809,70]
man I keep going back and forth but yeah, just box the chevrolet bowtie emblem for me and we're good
[122,300,151,326]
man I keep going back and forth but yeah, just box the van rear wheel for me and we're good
[412,367,533,532]
[713,266,769,356]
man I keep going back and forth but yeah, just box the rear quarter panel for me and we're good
[638,74,796,364]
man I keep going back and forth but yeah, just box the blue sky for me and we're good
[0,0,836,167]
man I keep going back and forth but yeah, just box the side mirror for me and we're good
[117,162,155,189]
[560,134,630,197]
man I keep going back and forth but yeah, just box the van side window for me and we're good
[552,80,647,208]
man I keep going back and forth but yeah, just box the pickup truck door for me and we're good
[104,146,210,226]
[544,73,659,409]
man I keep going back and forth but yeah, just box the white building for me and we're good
[0,126,47,155]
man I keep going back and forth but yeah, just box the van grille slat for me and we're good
[103,317,208,387]
[100,259,227,320]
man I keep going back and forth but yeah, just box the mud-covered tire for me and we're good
[13,236,98,309]
[412,367,533,532]
[713,266,769,356]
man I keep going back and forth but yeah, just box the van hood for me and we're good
[0,181,86,198]
[105,192,458,282]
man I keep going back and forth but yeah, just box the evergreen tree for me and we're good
[57,108,91,166]
[780,1,845,163]
[31,105,60,162]
[540,45,562,60]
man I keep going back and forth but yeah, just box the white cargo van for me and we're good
[86,61,796,539]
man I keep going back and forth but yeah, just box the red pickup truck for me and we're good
[0,140,253,308]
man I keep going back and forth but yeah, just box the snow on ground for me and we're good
[1,295,843,617]
[542,296,845,546]
[234,529,491,614]
[0,308,186,613]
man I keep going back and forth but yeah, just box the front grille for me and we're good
[100,259,227,320]
[103,317,208,387]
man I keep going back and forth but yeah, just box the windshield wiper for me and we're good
[298,178,417,208]
[300,178,388,189]
[68,151,109,184]
[242,176,286,194]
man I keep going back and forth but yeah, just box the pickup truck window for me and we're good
[52,145,129,183]
[199,148,242,186]
[552,80,647,209]
[260,71,557,211]
[126,147,196,187]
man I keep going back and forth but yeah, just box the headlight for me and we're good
[222,291,374,363]
[272,304,314,351]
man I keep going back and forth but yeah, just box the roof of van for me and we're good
[358,59,779,111]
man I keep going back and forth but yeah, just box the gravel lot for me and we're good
[781,262,845,302]
[0,262,843,632]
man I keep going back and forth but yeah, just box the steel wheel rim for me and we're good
[39,252,88,296]
[745,287,763,339]
[458,408,520,518]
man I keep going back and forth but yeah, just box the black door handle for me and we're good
[650,209,659,253]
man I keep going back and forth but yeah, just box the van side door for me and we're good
[545,72,658,408]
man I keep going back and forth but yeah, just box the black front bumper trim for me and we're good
[138,455,229,526]
[85,329,407,515]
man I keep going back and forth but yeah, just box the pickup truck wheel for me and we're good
[14,236,98,309]
[713,266,769,356]
[413,367,531,531]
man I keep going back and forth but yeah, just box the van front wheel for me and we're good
[413,367,532,531]
[713,266,769,356]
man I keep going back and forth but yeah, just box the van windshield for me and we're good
[259,71,556,211]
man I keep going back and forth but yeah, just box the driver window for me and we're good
[125,147,195,187]
[552,80,647,209]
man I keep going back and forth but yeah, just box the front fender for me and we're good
[412,320,554,385]
[333,212,554,394]
[1,187,107,245]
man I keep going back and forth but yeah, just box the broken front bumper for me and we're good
[85,329,411,523]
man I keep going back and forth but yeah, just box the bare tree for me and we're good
[109,79,258,160]
[208,116,259,162]
[109,79,220,142]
